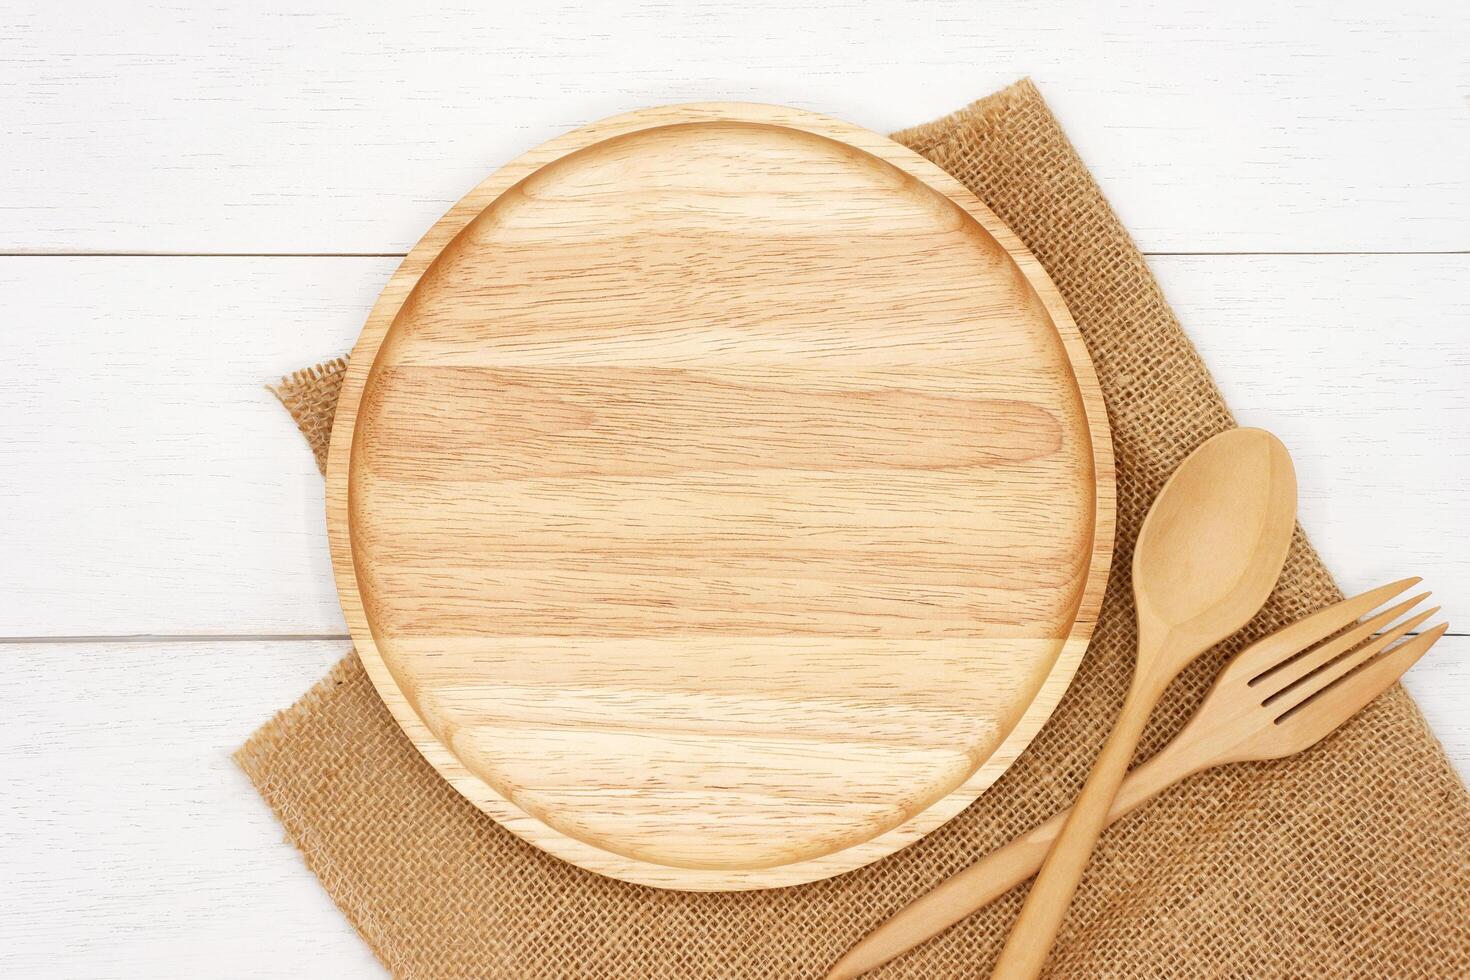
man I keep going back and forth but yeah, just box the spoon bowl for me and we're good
[1132,428,1299,689]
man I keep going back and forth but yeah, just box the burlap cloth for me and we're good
[238,80,1470,977]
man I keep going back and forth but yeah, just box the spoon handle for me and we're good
[825,740,1199,980]
[989,682,1158,979]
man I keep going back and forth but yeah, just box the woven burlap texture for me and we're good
[237,79,1470,978]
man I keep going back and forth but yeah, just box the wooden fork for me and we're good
[826,579,1448,979]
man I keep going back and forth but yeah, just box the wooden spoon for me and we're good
[989,427,1297,979]
[827,580,1442,979]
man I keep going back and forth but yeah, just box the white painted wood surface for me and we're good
[0,641,385,978]
[2,2,1467,254]
[1,1,1466,976]
[4,255,1464,636]
[0,637,1464,979]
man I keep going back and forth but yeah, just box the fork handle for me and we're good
[990,681,1160,979]
[825,735,1205,979]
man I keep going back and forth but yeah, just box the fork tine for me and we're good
[1228,578,1421,683]
[1275,624,1448,731]
[1253,593,1430,698]
[1268,608,1439,714]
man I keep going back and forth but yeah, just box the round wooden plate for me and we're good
[327,103,1114,891]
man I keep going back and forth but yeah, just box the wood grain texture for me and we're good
[326,103,1114,889]
[1,254,1465,639]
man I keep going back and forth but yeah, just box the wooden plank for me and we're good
[0,256,386,636]
[1152,254,1470,625]
[0,640,385,978]
[1403,635,1470,770]
[0,254,1465,637]
[1,2,1466,254]
[0,636,1463,977]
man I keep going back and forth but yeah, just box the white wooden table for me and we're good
[2,3,1466,976]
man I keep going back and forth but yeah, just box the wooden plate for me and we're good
[327,103,1114,891]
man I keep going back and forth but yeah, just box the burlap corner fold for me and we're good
[237,79,1470,978]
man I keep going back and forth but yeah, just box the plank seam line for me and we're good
[0,251,408,258]
[0,250,1468,259]
[0,633,353,645]
[0,631,1462,646]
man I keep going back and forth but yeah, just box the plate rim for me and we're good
[325,101,1116,891]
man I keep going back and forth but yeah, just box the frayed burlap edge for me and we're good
[265,357,347,475]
